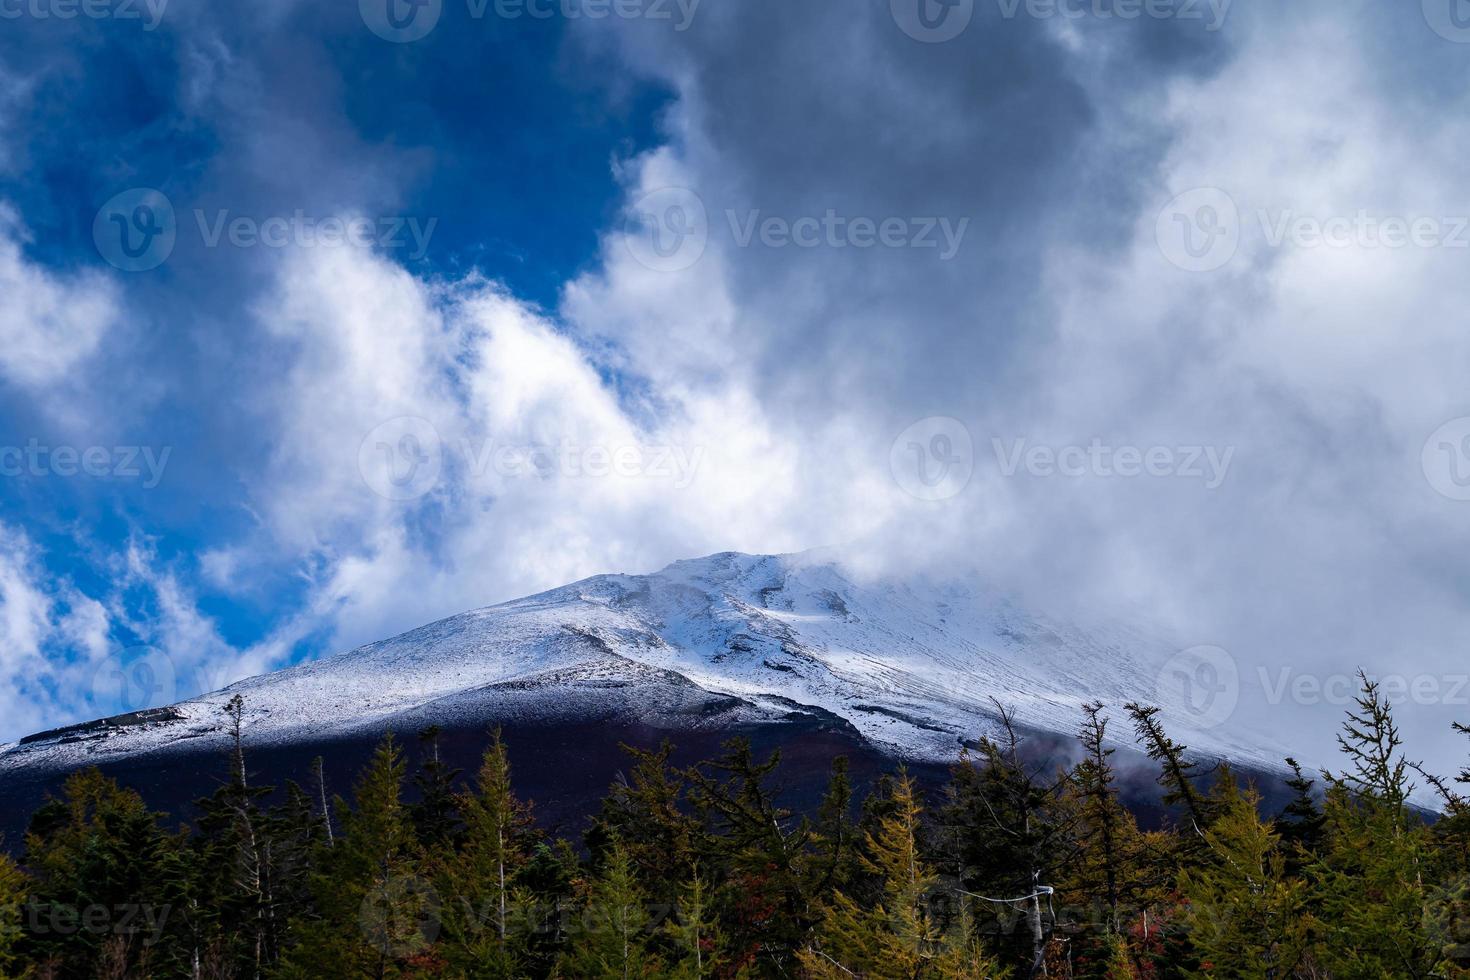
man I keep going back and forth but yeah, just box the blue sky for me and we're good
[4,0,1470,777]
[0,0,677,731]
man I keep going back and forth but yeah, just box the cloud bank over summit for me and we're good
[1,0,1468,775]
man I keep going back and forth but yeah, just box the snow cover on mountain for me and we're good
[0,551,1283,779]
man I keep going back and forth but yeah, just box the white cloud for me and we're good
[0,526,287,743]
[229,228,830,656]
[0,531,53,676]
[0,205,119,390]
[0,526,110,740]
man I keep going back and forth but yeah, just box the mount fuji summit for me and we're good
[0,550,1283,834]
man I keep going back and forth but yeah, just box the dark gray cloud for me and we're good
[559,0,1470,778]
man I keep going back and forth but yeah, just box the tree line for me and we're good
[0,672,1467,978]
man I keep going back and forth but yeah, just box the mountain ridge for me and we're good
[0,549,1288,785]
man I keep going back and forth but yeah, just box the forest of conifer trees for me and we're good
[1,674,1467,979]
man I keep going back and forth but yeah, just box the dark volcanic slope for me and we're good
[0,690,1299,853]
[0,695,934,847]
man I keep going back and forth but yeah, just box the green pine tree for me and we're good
[0,847,27,980]
[1124,703,1214,834]
[276,734,435,979]
[21,768,175,978]
[1273,758,1325,875]
[436,729,538,978]
[1065,703,1153,978]
[664,868,723,979]
[937,704,1076,977]
[683,738,813,974]
[1311,673,1447,979]
[1177,785,1310,978]
[589,741,700,911]
[1425,722,1470,971]
[411,725,463,850]
[266,781,328,937]
[801,770,1003,979]
[810,757,858,900]
[556,838,661,978]
[191,694,279,977]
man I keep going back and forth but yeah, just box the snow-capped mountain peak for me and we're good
[0,550,1282,779]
